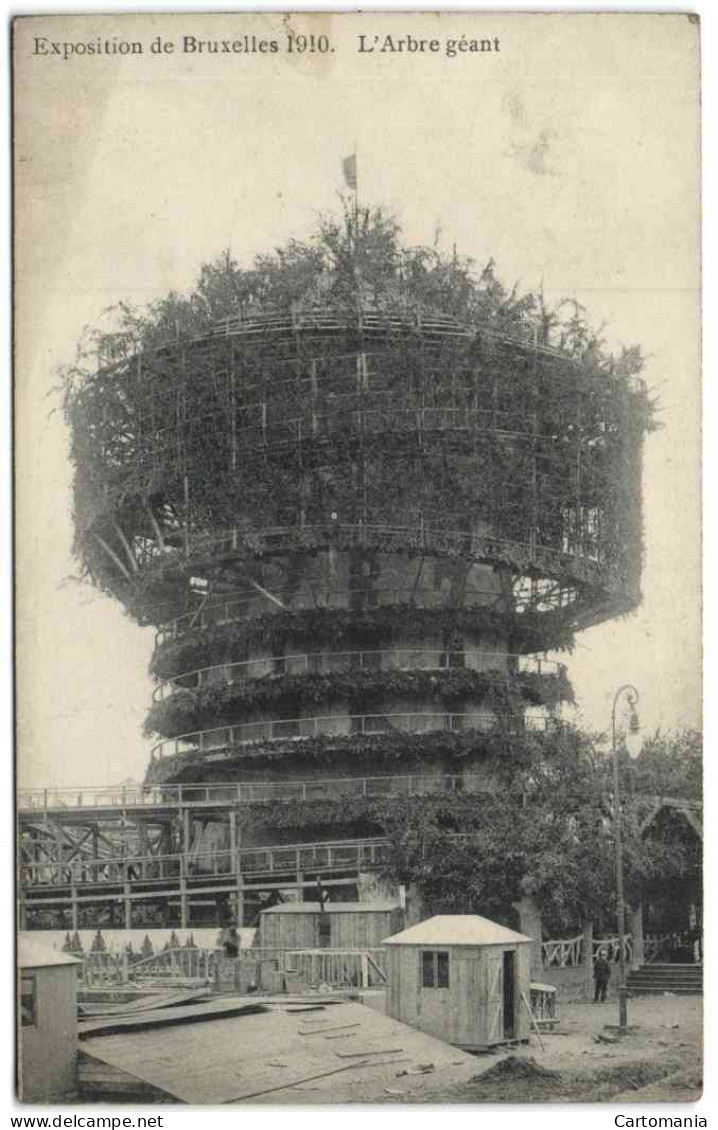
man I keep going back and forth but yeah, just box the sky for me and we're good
[13,11,701,790]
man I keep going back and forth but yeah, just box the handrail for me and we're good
[160,521,593,571]
[155,583,516,646]
[19,834,394,889]
[105,299,643,385]
[152,649,564,702]
[539,931,697,967]
[151,522,594,643]
[150,710,559,762]
[18,771,492,813]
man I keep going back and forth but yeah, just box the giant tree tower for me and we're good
[62,208,651,922]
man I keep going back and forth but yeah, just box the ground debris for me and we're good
[472,1056,561,1085]
[591,1061,677,1092]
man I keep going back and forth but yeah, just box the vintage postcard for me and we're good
[13,11,702,1109]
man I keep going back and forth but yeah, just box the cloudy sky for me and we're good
[14,12,700,790]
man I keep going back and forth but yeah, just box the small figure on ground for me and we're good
[223,925,239,958]
[593,950,611,1002]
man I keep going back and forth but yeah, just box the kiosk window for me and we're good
[20,974,36,1027]
[421,950,450,988]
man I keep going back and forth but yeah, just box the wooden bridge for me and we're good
[18,771,484,931]
[19,834,393,932]
[18,774,700,933]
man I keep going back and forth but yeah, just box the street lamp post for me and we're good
[611,683,640,1034]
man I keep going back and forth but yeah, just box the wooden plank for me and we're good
[77,1051,176,1103]
[79,988,208,1018]
[81,999,478,1104]
[79,998,268,1039]
[298,1022,361,1036]
[520,989,545,1051]
[335,1048,403,1058]
[222,1061,372,1103]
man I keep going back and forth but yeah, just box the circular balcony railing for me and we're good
[150,709,561,763]
[152,649,564,702]
[17,772,493,813]
[155,577,577,647]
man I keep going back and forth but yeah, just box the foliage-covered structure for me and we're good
[62,207,653,857]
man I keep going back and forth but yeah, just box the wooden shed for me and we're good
[382,914,532,1050]
[259,901,403,951]
[18,936,81,1102]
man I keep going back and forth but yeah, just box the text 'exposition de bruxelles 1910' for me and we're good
[30,32,501,62]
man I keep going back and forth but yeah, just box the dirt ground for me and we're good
[388,995,703,1104]
[79,992,702,1105]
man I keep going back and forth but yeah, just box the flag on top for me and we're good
[342,154,357,191]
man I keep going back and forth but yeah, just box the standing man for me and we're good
[593,950,611,1002]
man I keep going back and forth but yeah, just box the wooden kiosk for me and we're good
[382,915,532,1049]
[259,901,403,950]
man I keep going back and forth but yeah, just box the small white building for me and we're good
[382,914,532,1050]
[18,936,81,1102]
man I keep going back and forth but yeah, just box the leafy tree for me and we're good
[624,727,701,802]
[62,202,647,393]
[140,934,154,959]
[375,727,701,936]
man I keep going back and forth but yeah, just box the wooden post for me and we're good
[361,951,369,989]
[513,896,543,981]
[230,810,244,927]
[137,822,149,879]
[54,823,64,885]
[582,919,594,1000]
[628,903,644,970]
[124,883,131,930]
[71,887,79,932]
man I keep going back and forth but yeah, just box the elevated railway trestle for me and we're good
[18,774,480,931]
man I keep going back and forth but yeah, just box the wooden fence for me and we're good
[80,945,387,991]
[541,931,693,968]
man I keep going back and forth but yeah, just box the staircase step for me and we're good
[628,974,702,980]
[628,988,702,996]
[628,983,702,990]
[627,965,702,996]
[629,966,701,978]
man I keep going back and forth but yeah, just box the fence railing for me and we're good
[150,709,558,763]
[19,835,394,890]
[153,532,587,646]
[541,934,633,967]
[80,944,388,991]
[155,584,513,646]
[540,931,694,967]
[81,946,220,987]
[283,948,387,989]
[541,934,583,968]
[146,522,599,610]
[152,648,563,702]
[18,772,500,814]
